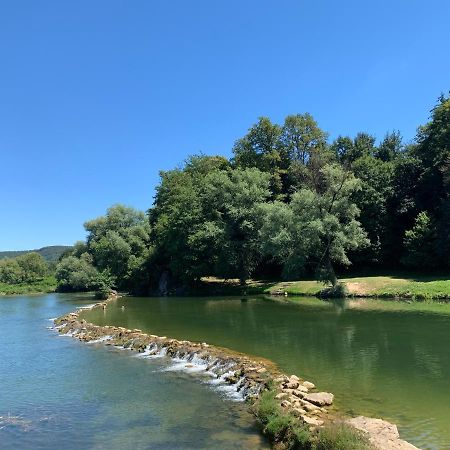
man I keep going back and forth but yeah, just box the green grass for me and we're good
[252,389,372,450]
[251,389,312,449]
[0,276,57,295]
[265,275,450,300]
[315,423,373,450]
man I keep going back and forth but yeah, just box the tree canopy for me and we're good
[56,93,450,294]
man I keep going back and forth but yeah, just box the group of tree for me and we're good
[0,252,49,284]
[55,205,151,295]
[56,94,450,294]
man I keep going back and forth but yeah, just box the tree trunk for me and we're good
[326,257,338,288]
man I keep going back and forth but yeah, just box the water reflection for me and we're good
[83,295,450,450]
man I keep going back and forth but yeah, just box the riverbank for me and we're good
[0,276,56,295]
[54,294,418,450]
[196,275,450,300]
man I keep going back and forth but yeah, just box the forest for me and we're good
[47,94,450,295]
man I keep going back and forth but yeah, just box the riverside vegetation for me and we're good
[51,94,449,298]
[32,96,449,449]
[0,252,56,295]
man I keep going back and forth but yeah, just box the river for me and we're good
[80,295,450,450]
[0,293,267,450]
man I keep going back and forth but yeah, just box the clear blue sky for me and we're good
[1,0,449,250]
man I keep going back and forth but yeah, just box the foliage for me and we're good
[314,423,373,450]
[402,212,437,268]
[260,164,368,286]
[201,168,271,284]
[84,204,151,292]
[55,94,450,294]
[0,252,48,284]
[55,255,100,292]
[252,389,371,450]
[0,246,72,263]
[0,276,57,295]
[252,389,311,449]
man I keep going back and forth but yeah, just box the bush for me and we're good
[314,423,372,450]
[252,389,311,449]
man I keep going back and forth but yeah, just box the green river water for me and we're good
[81,295,450,450]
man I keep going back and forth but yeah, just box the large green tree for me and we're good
[84,204,151,291]
[260,164,368,286]
[200,168,271,284]
[232,117,288,198]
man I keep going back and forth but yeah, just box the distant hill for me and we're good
[0,246,72,263]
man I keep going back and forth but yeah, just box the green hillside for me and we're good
[0,246,72,263]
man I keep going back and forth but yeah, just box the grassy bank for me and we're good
[197,275,450,300]
[0,276,57,295]
[252,389,372,450]
[274,275,450,300]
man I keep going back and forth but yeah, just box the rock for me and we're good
[303,381,315,389]
[301,415,323,426]
[347,416,419,450]
[296,384,309,393]
[285,381,299,389]
[292,389,306,398]
[274,376,288,383]
[300,400,319,412]
[224,374,238,384]
[280,400,292,408]
[256,368,267,374]
[289,375,300,382]
[292,407,307,416]
[303,392,334,406]
[282,388,294,394]
[275,393,288,400]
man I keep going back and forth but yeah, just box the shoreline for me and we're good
[53,293,419,450]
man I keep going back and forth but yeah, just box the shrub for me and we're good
[252,389,311,449]
[314,423,372,450]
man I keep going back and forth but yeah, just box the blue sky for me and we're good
[1,0,449,250]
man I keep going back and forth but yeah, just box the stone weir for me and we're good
[54,295,419,450]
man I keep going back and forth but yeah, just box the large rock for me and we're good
[347,416,419,450]
[303,392,334,406]
[300,399,319,412]
[292,389,306,398]
[301,415,324,426]
[275,392,288,400]
[285,381,300,389]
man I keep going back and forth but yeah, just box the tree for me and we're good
[55,255,100,292]
[332,133,376,166]
[350,155,394,265]
[201,168,271,284]
[413,94,450,267]
[149,166,207,284]
[402,212,437,269]
[232,117,288,198]
[84,204,151,290]
[260,164,368,286]
[281,113,328,164]
[376,131,403,162]
[16,253,48,282]
[0,258,24,284]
